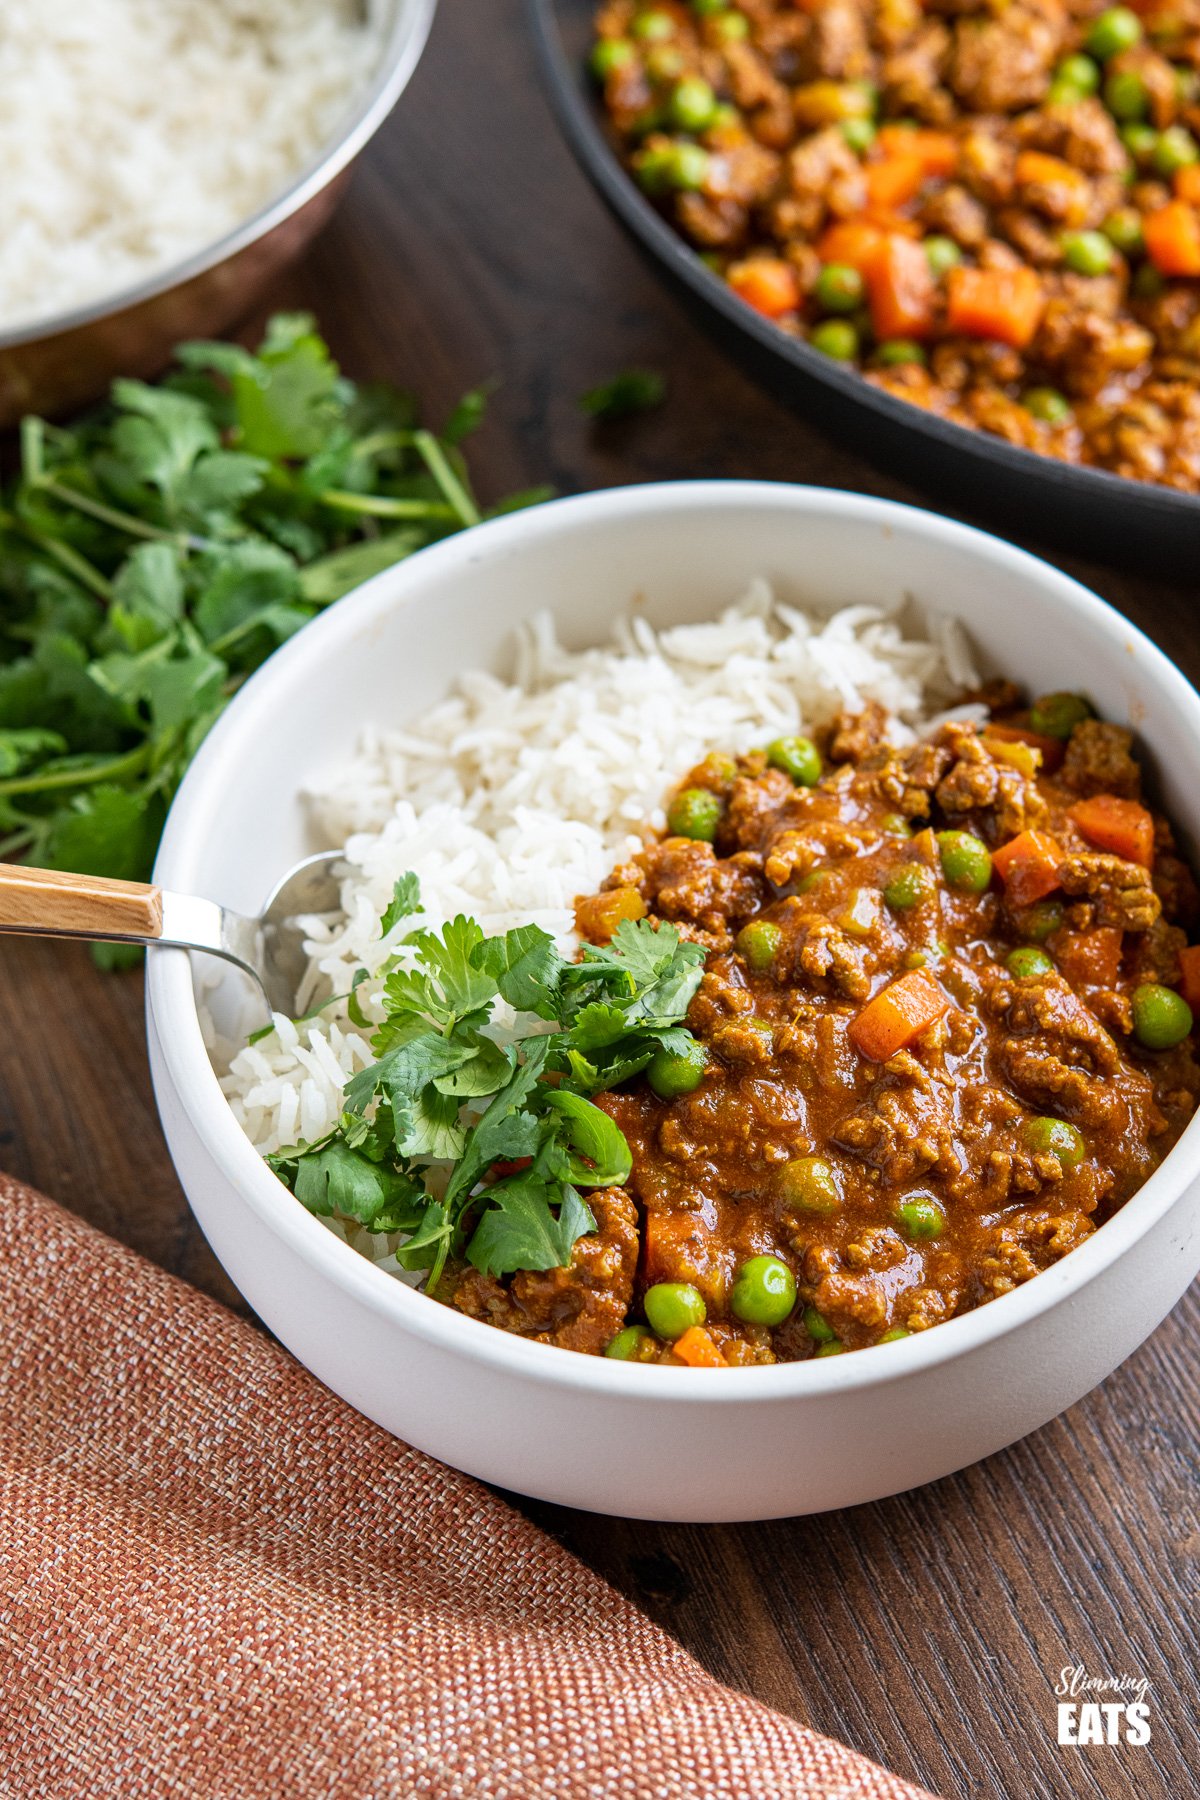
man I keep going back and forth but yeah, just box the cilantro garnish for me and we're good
[578,369,667,420]
[0,316,543,903]
[267,880,707,1286]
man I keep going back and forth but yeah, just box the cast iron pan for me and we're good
[531,0,1200,570]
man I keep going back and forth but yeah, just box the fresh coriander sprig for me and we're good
[0,314,543,897]
[268,877,706,1286]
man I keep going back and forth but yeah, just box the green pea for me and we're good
[667,786,722,840]
[1104,68,1149,120]
[814,262,866,315]
[713,9,749,38]
[936,830,993,894]
[1020,899,1064,943]
[633,145,677,193]
[779,1155,841,1214]
[1047,79,1089,107]
[815,1340,845,1356]
[709,101,740,129]
[1153,125,1200,177]
[591,37,637,80]
[670,75,718,131]
[632,9,677,42]
[804,1304,837,1343]
[925,235,963,278]
[1103,207,1145,255]
[902,949,928,969]
[876,338,928,367]
[647,1038,709,1098]
[645,44,685,83]
[796,869,828,894]
[1062,230,1115,276]
[842,117,876,154]
[1132,263,1165,299]
[736,919,783,971]
[1131,982,1194,1049]
[882,813,912,836]
[884,863,935,911]
[644,1282,706,1340]
[879,1325,911,1343]
[810,319,859,361]
[692,0,729,14]
[895,1195,947,1240]
[605,1324,658,1361]
[731,1255,797,1326]
[668,142,712,190]
[1023,1115,1086,1165]
[1024,387,1073,426]
[1028,690,1094,738]
[766,734,822,785]
[1121,121,1158,162]
[1007,946,1054,979]
[1087,7,1142,59]
[1056,52,1101,94]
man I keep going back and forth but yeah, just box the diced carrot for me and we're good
[727,256,801,318]
[980,722,1065,774]
[861,209,922,237]
[992,830,1064,906]
[869,233,937,340]
[673,1325,725,1368]
[1176,165,1200,205]
[864,152,928,211]
[1014,150,1088,192]
[1143,200,1200,277]
[849,970,950,1061]
[1069,794,1155,868]
[1177,944,1200,1012]
[1054,927,1123,990]
[816,218,887,276]
[945,265,1045,349]
[876,127,958,176]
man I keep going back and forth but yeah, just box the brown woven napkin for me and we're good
[0,1177,940,1800]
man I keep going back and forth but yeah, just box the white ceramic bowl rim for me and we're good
[148,480,1200,1402]
[0,0,437,350]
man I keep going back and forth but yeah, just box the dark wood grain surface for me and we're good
[4,2,1198,1795]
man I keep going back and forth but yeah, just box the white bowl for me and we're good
[147,482,1200,1522]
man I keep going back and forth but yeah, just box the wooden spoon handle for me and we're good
[0,863,164,941]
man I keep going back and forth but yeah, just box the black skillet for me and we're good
[529,0,1200,571]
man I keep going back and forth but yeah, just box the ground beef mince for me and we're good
[461,693,1200,1366]
[591,0,1200,491]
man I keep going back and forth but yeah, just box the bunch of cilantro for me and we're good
[268,874,706,1284]
[0,314,544,941]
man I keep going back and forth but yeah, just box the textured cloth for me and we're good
[0,1177,940,1800]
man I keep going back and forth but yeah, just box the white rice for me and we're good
[214,584,980,1215]
[0,1,383,331]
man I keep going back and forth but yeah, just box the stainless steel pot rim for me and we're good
[0,0,437,353]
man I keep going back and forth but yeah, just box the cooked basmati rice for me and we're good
[215,584,980,1213]
[0,1,382,331]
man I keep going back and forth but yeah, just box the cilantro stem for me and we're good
[0,743,150,799]
[36,535,114,600]
[413,431,480,528]
[37,479,204,551]
[317,488,459,522]
[0,826,36,859]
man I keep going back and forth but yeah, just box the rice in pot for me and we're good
[0,0,382,331]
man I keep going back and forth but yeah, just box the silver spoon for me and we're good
[0,852,343,1021]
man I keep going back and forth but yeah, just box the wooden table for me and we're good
[4,3,1197,1795]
